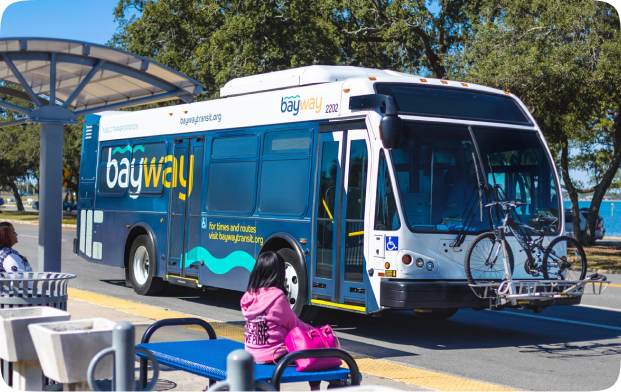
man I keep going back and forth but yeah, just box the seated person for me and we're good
[0,222,33,273]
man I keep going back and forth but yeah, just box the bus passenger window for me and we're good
[264,129,311,155]
[374,151,400,231]
[130,142,167,196]
[98,145,130,196]
[206,161,257,214]
[259,159,309,216]
[258,130,312,216]
[207,135,259,214]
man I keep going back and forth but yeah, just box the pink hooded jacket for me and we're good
[241,287,312,363]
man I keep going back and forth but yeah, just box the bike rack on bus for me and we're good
[468,274,610,308]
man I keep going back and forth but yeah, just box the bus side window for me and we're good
[130,142,166,196]
[206,135,258,214]
[259,130,311,216]
[374,150,400,231]
[97,145,130,196]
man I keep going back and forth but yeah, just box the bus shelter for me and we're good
[0,38,203,272]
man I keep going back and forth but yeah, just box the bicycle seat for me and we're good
[587,273,607,282]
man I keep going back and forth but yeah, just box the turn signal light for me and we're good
[402,255,412,265]
[384,262,391,269]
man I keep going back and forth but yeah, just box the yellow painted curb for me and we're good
[607,283,621,288]
[68,288,515,391]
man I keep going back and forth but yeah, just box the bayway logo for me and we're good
[105,146,194,200]
[281,95,323,116]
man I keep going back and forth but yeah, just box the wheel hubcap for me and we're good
[133,246,149,286]
[284,262,299,309]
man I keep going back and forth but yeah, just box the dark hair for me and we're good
[0,222,14,248]
[246,251,286,293]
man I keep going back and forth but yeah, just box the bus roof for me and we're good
[96,66,527,142]
[220,66,413,97]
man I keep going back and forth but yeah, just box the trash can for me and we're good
[0,272,76,310]
[0,271,76,388]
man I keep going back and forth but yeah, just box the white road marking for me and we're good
[577,304,621,313]
[492,310,621,332]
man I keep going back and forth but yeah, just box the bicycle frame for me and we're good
[489,205,546,280]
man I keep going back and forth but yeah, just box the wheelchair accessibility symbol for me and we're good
[386,236,398,251]
[201,218,207,229]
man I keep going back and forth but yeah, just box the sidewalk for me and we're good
[67,297,421,391]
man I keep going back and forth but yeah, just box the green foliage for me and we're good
[446,0,621,244]
[110,0,483,98]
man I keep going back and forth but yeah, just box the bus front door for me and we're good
[167,137,205,281]
[313,128,369,312]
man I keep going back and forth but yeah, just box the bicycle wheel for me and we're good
[465,232,515,285]
[542,236,587,280]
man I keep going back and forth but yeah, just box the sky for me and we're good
[0,0,619,188]
[0,0,119,44]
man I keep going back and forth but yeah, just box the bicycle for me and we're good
[464,200,587,285]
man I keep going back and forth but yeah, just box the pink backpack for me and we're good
[284,325,342,372]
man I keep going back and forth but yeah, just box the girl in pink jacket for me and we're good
[241,251,313,363]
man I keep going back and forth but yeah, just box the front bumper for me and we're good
[380,279,488,309]
[379,279,582,309]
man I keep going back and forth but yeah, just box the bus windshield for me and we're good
[391,122,560,233]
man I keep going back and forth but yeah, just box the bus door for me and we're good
[313,127,369,310]
[167,137,205,279]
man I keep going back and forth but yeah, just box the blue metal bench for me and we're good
[136,318,361,390]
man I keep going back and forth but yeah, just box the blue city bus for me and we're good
[76,66,576,321]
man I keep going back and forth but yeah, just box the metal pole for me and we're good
[226,349,254,392]
[113,322,136,392]
[38,122,64,272]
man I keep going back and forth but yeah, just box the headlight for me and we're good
[426,261,435,271]
[416,258,424,268]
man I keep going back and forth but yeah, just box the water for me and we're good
[563,200,621,237]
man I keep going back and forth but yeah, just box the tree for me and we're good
[448,0,621,244]
[111,0,484,96]
[0,124,40,211]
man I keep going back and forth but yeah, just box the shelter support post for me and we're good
[38,122,64,272]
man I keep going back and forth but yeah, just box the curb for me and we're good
[0,219,77,229]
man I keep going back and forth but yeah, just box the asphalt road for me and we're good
[11,223,621,391]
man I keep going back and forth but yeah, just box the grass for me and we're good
[0,210,77,225]
[583,244,621,271]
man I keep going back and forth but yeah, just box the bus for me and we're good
[76,65,575,321]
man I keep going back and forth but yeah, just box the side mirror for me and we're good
[380,96,402,149]
[349,94,403,149]
[380,115,403,150]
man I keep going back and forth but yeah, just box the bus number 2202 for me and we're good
[326,104,339,113]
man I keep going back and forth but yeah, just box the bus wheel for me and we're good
[129,234,167,296]
[279,248,318,323]
[414,308,458,320]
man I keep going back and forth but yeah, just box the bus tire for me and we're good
[129,234,167,296]
[414,308,459,320]
[278,248,318,323]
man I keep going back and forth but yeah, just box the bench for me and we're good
[136,318,361,390]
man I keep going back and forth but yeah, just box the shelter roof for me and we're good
[0,38,203,121]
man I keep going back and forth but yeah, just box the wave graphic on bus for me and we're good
[183,247,256,274]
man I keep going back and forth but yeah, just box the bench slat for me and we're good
[137,339,352,383]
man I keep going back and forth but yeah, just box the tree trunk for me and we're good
[559,139,584,243]
[584,104,621,244]
[7,181,24,212]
